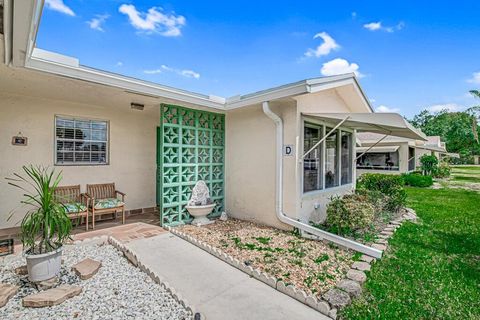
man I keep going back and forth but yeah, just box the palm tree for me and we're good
[470,90,480,99]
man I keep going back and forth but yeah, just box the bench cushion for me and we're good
[94,198,124,210]
[64,202,87,213]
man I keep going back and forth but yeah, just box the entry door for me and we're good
[158,104,225,226]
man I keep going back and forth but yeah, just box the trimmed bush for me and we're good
[402,173,433,187]
[357,173,406,212]
[326,194,375,235]
[434,162,451,178]
[420,154,439,176]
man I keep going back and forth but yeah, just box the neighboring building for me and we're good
[0,1,425,257]
[356,133,448,176]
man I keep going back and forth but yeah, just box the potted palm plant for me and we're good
[7,165,72,282]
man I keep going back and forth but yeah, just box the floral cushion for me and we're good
[94,198,124,210]
[64,202,87,213]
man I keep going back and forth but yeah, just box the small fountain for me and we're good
[185,181,216,226]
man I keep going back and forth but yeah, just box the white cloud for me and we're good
[375,105,400,113]
[180,70,200,79]
[144,65,200,79]
[351,12,357,19]
[143,69,163,74]
[304,32,340,58]
[426,103,461,113]
[45,0,75,16]
[116,61,123,67]
[119,4,186,36]
[363,22,382,31]
[363,21,404,33]
[467,72,480,84]
[320,58,364,78]
[87,14,109,32]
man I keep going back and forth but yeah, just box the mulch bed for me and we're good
[177,219,353,297]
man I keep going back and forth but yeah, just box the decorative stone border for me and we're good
[166,207,418,319]
[72,235,204,320]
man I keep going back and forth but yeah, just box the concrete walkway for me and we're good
[128,233,328,320]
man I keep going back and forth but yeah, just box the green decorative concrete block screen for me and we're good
[158,104,225,226]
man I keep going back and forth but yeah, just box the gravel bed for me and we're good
[0,243,193,320]
[177,219,353,297]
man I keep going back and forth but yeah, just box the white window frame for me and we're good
[301,117,354,195]
[54,115,110,166]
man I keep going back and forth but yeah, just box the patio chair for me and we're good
[86,183,125,229]
[54,185,89,230]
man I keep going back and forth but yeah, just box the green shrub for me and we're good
[355,189,389,213]
[357,173,406,212]
[325,194,375,235]
[420,154,439,176]
[402,173,433,187]
[434,162,451,178]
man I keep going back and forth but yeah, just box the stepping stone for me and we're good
[323,288,351,307]
[381,231,393,236]
[14,265,28,276]
[352,261,371,272]
[360,255,375,263]
[337,279,362,297]
[0,283,18,307]
[72,258,102,280]
[346,269,367,283]
[35,277,59,291]
[372,243,387,251]
[23,285,82,308]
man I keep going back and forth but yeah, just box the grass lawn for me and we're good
[341,186,480,319]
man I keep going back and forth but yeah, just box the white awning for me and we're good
[357,146,399,153]
[303,113,427,141]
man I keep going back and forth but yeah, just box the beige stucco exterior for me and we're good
[226,88,371,229]
[0,91,160,229]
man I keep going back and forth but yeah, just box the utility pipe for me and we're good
[262,101,382,258]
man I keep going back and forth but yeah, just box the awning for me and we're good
[303,113,427,141]
[357,146,399,153]
[415,145,447,153]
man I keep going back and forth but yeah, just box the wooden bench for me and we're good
[54,185,89,230]
[86,183,125,229]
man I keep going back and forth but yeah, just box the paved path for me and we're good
[128,232,328,320]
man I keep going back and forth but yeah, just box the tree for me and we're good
[409,92,480,163]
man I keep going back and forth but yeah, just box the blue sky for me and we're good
[38,0,480,118]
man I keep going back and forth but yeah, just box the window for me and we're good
[303,122,353,193]
[325,128,338,188]
[303,124,323,192]
[341,131,353,184]
[55,116,108,165]
[356,152,399,171]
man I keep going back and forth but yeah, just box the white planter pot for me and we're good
[25,246,63,282]
[186,204,216,226]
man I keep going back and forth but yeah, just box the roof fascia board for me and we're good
[25,55,226,110]
[225,81,308,110]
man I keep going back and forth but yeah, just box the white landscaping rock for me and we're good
[0,244,193,320]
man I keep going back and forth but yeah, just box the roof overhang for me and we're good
[416,145,447,153]
[303,112,427,141]
[357,146,400,153]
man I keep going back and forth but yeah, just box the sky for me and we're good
[37,0,480,118]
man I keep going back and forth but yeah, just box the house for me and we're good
[0,1,425,257]
[356,133,447,176]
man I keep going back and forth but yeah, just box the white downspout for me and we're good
[262,101,382,259]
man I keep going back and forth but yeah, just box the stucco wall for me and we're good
[225,102,293,230]
[0,92,159,229]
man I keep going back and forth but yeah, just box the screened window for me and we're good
[55,116,108,165]
[303,122,353,193]
[303,125,323,192]
[356,152,399,171]
[341,131,353,184]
